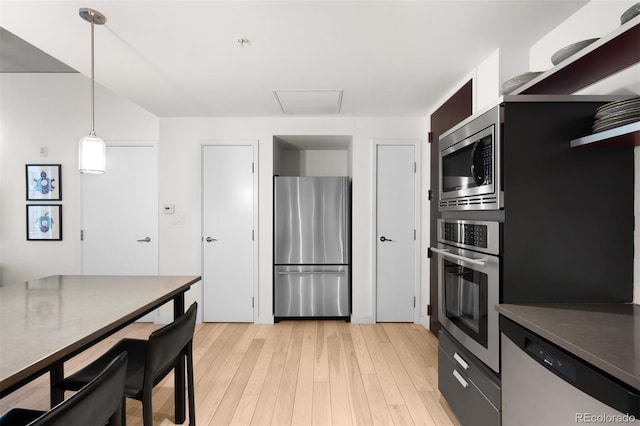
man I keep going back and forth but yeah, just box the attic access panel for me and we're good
[273,90,343,115]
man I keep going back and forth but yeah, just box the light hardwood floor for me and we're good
[1,321,459,426]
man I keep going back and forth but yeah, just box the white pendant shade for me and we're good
[78,132,106,173]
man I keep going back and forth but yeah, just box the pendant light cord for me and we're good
[90,13,96,135]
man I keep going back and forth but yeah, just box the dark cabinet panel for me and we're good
[429,80,473,335]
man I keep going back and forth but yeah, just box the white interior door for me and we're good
[202,144,255,322]
[376,143,417,322]
[81,144,159,320]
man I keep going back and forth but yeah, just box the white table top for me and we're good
[0,275,200,394]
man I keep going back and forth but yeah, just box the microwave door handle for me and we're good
[430,247,487,266]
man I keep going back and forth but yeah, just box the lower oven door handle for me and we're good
[430,247,487,266]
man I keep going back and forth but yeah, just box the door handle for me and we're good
[137,237,151,243]
[277,271,345,275]
[205,237,218,243]
[379,236,393,242]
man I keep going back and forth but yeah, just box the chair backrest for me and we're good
[31,352,128,426]
[145,302,197,383]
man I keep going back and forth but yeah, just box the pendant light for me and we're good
[78,8,107,174]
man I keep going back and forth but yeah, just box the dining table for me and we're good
[0,274,201,422]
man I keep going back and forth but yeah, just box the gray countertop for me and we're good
[496,303,640,390]
[0,275,201,393]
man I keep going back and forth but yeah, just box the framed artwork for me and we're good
[26,204,62,241]
[26,164,61,201]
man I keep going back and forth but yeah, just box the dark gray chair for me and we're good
[54,302,197,426]
[0,351,128,426]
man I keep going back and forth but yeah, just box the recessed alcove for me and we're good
[273,135,353,177]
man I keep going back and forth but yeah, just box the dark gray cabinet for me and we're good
[438,330,501,426]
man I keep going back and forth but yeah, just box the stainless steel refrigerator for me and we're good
[274,176,350,320]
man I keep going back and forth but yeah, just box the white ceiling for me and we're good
[0,1,588,118]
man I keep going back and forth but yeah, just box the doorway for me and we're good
[373,140,420,322]
[201,142,258,322]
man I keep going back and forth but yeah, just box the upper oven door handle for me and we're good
[430,247,487,266]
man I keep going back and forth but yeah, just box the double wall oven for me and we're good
[432,96,635,425]
[432,219,500,373]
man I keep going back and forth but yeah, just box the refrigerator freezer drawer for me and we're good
[274,265,350,317]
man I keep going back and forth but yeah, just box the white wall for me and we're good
[158,116,424,324]
[301,150,348,176]
[273,143,300,176]
[475,47,529,111]
[273,148,349,176]
[0,73,159,285]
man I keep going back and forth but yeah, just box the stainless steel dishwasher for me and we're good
[501,317,639,425]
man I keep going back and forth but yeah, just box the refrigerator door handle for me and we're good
[277,271,346,275]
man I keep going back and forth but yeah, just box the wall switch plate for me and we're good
[163,204,175,214]
[40,147,48,157]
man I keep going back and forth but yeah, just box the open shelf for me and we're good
[513,15,640,95]
[509,14,640,149]
[570,121,640,147]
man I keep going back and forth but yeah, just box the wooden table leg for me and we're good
[174,292,186,424]
[50,362,64,407]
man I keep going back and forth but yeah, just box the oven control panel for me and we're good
[443,222,487,248]
[438,219,500,255]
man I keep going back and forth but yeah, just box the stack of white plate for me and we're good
[593,97,640,133]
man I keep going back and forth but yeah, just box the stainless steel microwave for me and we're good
[439,105,502,211]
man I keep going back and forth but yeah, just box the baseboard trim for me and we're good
[255,315,275,325]
[350,315,375,324]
